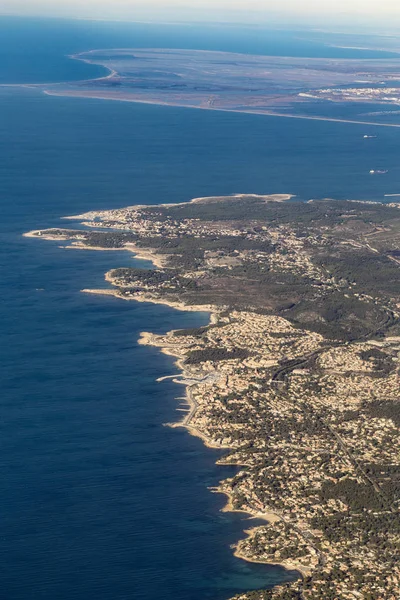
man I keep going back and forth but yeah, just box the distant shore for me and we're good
[41,89,400,129]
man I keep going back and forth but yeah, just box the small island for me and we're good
[26,194,400,599]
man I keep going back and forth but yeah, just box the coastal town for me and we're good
[300,86,400,104]
[26,194,400,599]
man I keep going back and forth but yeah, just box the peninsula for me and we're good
[26,194,400,599]
[16,48,400,127]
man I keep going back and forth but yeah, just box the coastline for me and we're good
[0,51,115,89]
[75,244,304,579]
[61,192,295,219]
[5,47,400,133]
[63,238,258,546]
[34,48,400,129]
[68,243,169,269]
[83,272,305,582]
[82,285,217,314]
[24,231,172,269]
[233,528,312,579]
[137,320,307,582]
[23,192,400,599]
[40,89,400,128]
[19,200,368,588]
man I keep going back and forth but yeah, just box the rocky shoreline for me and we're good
[25,193,400,599]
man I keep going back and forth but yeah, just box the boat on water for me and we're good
[370,169,388,174]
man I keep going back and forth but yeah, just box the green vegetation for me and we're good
[30,195,400,600]
[365,400,400,425]
[313,251,400,296]
[151,197,400,226]
[185,347,251,364]
[84,231,138,248]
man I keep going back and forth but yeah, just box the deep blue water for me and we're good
[1,91,303,600]
[279,100,400,127]
[1,18,400,600]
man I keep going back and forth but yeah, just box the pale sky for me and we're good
[1,0,399,24]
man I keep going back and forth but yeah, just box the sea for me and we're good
[1,16,400,600]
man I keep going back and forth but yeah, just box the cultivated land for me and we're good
[26,194,400,599]
[22,48,400,126]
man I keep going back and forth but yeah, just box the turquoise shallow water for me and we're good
[1,18,400,600]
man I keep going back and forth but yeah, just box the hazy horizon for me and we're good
[1,0,400,31]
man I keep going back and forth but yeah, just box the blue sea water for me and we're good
[1,17,400,600]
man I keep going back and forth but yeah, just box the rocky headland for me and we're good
[26,194,400,599]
